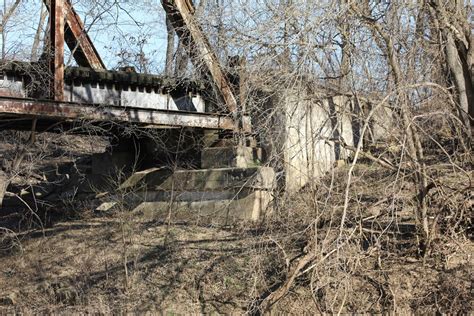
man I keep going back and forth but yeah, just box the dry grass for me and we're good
[0,131,472,314]
[0,158,472,314]
[0,216,261,313]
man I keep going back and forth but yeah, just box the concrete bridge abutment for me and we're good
[94,130,275,224]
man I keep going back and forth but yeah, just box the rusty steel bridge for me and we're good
[0,0,246,134]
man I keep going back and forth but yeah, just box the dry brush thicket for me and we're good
[167,0,473,313]
[0,0,472,314]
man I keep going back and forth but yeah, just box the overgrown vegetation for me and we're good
[0,0,473,314]
[0,142,471,313]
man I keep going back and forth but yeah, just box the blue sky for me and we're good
[74,0,169,71]
[1,0,170,72]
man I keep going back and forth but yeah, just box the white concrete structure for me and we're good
[264,91,392,193]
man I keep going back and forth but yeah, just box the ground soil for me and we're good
[0,133,472,314]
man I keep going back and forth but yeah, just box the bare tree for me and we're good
[1,0,21,59]
[164,15,175,76]
[428,0,473,135]
[30,2,48,62]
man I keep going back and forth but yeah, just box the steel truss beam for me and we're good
[161,0,239,117]
[0,96,249,131]
[44,0,105,70]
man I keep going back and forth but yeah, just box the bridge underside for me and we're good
[0,63,248,133]
[0,1,272,224]
[0,96,242,132]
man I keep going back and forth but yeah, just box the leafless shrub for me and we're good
[0,0,472,314]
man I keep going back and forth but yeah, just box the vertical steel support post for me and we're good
[43,0,105,70]
[49,0,65,101]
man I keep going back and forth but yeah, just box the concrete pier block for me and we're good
[201,146,262,168]
[104,166,277,223]
[130,189,273,224]
[120,166,276,191]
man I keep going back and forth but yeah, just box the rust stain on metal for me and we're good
[49,0,65,101]
[0,90,22,98]
[63,0,106,70]
[0,97,246,131]
[44,0,105,70]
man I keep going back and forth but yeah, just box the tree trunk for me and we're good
[164,16,175,76]
[444,33,473,133]
[31,3,48,62]
[428,0,473,139]
[351,1,431,250]
[1,0,22,60]
[174,41,188,76]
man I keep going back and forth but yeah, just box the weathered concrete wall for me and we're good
[260,90,392,194]
[284,94,350,193]
[96,166,276,224]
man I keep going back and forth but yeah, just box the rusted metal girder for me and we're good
[44,0,105,70]
[0,96,250,131]
[161,0,239,117]
[49,0,65,101]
